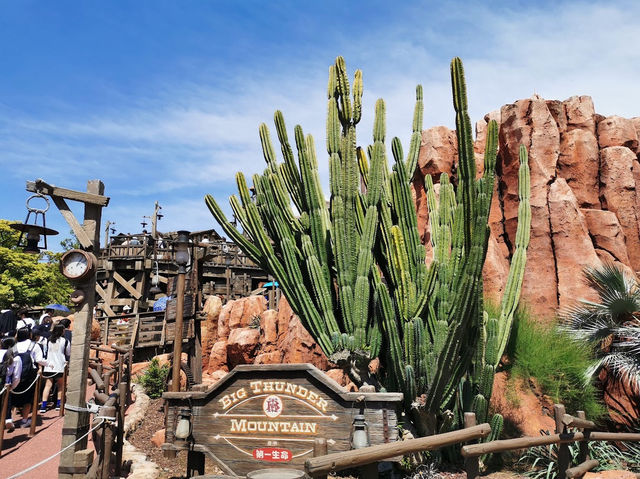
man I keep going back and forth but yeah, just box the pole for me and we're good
[0,387,9,456]
[29,371,42,437]
[171,271,186,392]
[59,180,104,479]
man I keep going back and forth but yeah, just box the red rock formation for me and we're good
[226,328,260,368]
[412,94,640,321]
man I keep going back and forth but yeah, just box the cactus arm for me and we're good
[405,85,423,181]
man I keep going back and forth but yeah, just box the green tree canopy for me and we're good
[0,219,73,309]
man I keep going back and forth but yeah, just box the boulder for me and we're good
[217,299,234,340]
[325,369,358,392]
[597,115,639,151]
[150,428,165,448]
[253,352,283,364]
[207,340,228,373]
[277,314,328,371]
[417,126,457,180]
[549,178,601,307]
[202,369,227,387]
[564,95,596,131]
[90,319,101,342]
[583,209,631,266]
[483,234,511,304]
[228,295,267,330]
[599,146,640,270]
[226,328,260,368]
[499,97,560,317]
[632,117,640,154]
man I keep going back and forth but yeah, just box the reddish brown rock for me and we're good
[217,299,233,340]
[483,234,511,304]
[499,97,560,317]
[150,428,165,448]
[325,369,358,392]
[278,315,328,370]
[253,351,283,365]
[597,115,639,151]
[418,126,457,180]
[412,174,431,245]
[599,146,640,270]
[226,328,260,368]
[551,96,602,213]
[260,309,278,347]
[583,209,631,266]
[207,340,228,373]
[202,295,222,326]
[584,472,636,479]
[594,249,637,282]
[632,117,640,154]
[549,178,601,307]
[228,295,267,330]
[90,319,101,342]
[202,369,227,387]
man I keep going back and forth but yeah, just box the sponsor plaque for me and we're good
[163,364,403,476]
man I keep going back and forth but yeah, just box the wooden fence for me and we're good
[302,403,640,479]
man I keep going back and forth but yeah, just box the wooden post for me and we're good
[192,319,203,384]
[0,387,9,457]
[187,450,205,477]
[313,438,328,479]
[59,365,68,417]
[576,410,590,463]
[100,406,116,479]
[171,271,186,392]
[464,412,480,479]
[554,404,571,479]
[58,179,105,479]
[29,370,42,437]
[114,381,127,476]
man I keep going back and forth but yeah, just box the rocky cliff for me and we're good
[413,95,640,318]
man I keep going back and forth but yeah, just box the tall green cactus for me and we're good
[204,56,531,436]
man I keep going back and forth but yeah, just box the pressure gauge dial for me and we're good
[60,249,97,283]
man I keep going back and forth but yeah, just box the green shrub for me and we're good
[138,357,169,399]
[507,310,606,421]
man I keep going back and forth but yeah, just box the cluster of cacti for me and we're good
[204,56,531,435]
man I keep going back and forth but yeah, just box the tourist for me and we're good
[0,304,19,336]
[40,324,70,412]
[14,328,48,427]
[34,314,53,341]
[0,337,22,432]
[59,318,73,343]
[16,308,36,330]
[39,308,55,325]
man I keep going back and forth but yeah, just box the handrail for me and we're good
[562,414,595,430]
[305,423,490,477]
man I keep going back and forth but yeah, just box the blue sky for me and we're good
[1,1,639,249]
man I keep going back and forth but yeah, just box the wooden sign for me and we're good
[163,364,403,476]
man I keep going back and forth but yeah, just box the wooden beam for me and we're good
[113,271,141,299]
[95,285,115,316]
[566,460,598,478]
[27,179,110,206]
[562,413,595,430]
[305,424,491,477]
[462,432,586,457]
[50,196,94,249]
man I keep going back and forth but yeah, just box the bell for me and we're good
[11,194,58,254]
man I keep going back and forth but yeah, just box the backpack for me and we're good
[16,343,37,387]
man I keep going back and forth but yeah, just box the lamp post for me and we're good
[10,194,59,254]
[171,230,190,392]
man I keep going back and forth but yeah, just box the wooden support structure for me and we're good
[555,404,571,479]
[464,412,480,479]
[305,423,491,477]
[29,371,42,437]
[576,410,590,464]
[566,459,599,478]
[0,386,9,457]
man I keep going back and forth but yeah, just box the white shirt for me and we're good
[0,350,22,389]
[44,338,70,374]
[17,317,36,330]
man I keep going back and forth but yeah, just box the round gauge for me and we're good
[60,249,97,283]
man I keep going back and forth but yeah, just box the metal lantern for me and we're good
[174,408,192,441]
[149,261,162,295]
[174,230,191,273]
[10,194,59,254]
[350,414,370,449]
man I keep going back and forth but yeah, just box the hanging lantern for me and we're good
[350,414,370,449]
[149,261,162,294]
[10,194,58,254]
[174,230,191,273]
[174,407,192,441]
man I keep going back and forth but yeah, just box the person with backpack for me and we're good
[0,337,22,432]
[14,328,49,427]
[16,308,35,330]
[40,324,70,412]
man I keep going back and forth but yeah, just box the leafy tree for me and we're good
[0,219,73,309]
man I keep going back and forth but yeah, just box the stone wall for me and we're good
[413,95,640,319]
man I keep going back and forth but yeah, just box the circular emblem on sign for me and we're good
[262,395,283,418]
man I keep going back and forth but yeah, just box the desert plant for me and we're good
[560,262,640,390]
[138,357,170,399]
[509,311,605,420]
[205,56,530,435]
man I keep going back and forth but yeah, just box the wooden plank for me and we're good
[51,196,94,249]
[555,404,570,479]
[113,271,142,299]
[95,284,115,316]
[27,179,110,206]
[562,413,595,430]
[462,432,587,457]
[576,411,590,463]
[566,459,598,478]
